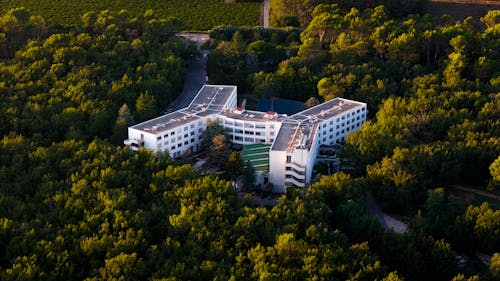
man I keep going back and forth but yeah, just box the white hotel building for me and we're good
[125,85,367,192]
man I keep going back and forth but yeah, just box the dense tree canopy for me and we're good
[1,5,499,281]
[0,8,193,144]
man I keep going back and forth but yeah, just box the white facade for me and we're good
[125,85,367,192]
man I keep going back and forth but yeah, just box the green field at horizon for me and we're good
[0,0,260,29]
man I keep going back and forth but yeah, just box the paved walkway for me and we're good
[261,0,270,28]
[367,192,408,233]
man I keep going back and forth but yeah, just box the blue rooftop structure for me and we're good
[257,98,304,115]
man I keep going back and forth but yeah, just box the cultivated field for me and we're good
[0,0,260,29]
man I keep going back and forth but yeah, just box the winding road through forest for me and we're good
[166,34,209,112]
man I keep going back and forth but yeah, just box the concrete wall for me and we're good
[269,150,287,192]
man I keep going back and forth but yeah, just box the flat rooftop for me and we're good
[130,86,365,152]
[219,109,285,123]
[132,111,202,134]
[187,85,236,111]
[271,120,299,151]
[290,98,362,122]
[272,98,365,152]
[131,85,236,134]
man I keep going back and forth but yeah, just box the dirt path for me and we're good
[451,185,500,200]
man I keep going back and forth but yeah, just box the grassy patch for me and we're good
[1,0,260,29]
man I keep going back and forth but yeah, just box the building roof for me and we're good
[218,109,285,123]
[271,98,365,152]
[130,85,236,135]
[130,85,366,154]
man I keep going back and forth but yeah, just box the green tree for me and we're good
[491,253,500,279]
[111,104,135,145]
[208,134,231,169]
[303,96,320,109]
[135,91,157,122]
[226,151,243,180]
[242,160,255,192]
[200,120,225,151]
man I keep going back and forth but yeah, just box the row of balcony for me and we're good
[285,177,305,188]
[285,162,305,172]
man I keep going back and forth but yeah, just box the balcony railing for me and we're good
[285,177,306,187]
[285,162,305,172]
[285,170,305,180]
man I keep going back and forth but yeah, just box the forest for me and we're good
[0,2,499,281]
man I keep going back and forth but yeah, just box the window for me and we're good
[184,126,188,131]
[157,136,162,140]
[190,124,194,129]
[286,155,291,163]
[270,132,274,136]
[191,138,195,143]
[177,143,181,148]
[190,132,194,136]
[184,141,188,145]
[171,131,175,136]
[184,134,188,138]
[171,146,175,150]
[177,136,181,141]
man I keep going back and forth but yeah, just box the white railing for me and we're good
[285,177,305,187]
[285,162,305,172]
[285,170,305,180]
